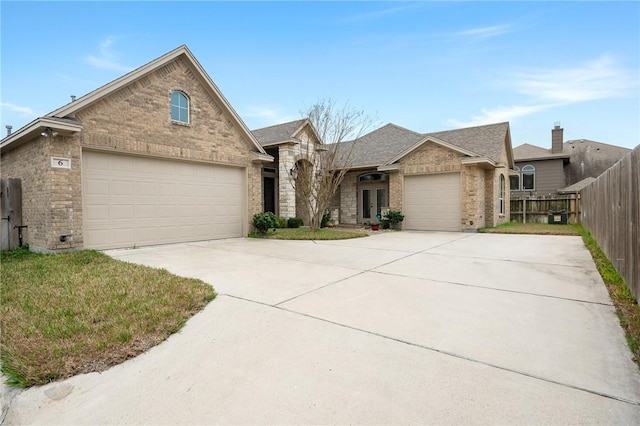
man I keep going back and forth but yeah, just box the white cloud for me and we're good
[513,55,637,103]
[0,102,37,116]
[86,36,133,72]
[447,104,557,128]
[453,24,514,40]
[338,3,424,24]
[448,55,638,128]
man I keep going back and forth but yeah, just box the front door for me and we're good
[360,186,388,223]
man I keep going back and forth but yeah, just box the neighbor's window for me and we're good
[171,91,189,123]
[499,174,505,215]
[509,167,520,191]
[522,165,535,190]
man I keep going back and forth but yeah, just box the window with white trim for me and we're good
[509,166,520,191]
[522,165,535,190]
[499,174,505,215]
[171,91,189,123]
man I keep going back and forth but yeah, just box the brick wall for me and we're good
[1,56,262,250]
[1,136,54,250]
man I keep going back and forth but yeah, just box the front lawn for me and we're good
[0,248,216,387]
[250,227,368,240]
[479,222,580,235]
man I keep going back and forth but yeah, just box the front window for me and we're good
[499,174,505,215]
[171,91,189,123]
[522,165,535,190]
[509,167,520,191]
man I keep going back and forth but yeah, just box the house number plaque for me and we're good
[51,157,71,169]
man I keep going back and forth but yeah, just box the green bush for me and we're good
[287,217,304,228]
[320,209,332,228]
[383,210,405,229]
[253,212,278,234]
[380,219,390,229]
[276,216,287,229]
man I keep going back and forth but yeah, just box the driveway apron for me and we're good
[4,232,640,424]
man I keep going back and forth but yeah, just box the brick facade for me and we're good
[0,54,264,251]
[337,140,511,231]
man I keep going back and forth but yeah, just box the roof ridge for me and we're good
[251,118,306,133]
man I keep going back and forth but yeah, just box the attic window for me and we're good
[359,173,388,182]
[171,91,189,124]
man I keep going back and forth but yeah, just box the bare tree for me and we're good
[291,99,378,230]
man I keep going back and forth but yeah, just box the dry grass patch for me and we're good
[1,248,216,387]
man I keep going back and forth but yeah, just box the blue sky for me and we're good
[1,1,639,149]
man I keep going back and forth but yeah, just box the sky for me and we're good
[1,1,639,149]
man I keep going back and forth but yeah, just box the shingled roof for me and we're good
[338,121,511,168]
[251,119,307,146]
[426,121,510,164]
[513,143,569,161]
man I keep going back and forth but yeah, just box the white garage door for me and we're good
[404,173,461,232]
[82,151,245,249]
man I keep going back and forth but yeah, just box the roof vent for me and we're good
[70,95,76,102]
[5,125,12,136]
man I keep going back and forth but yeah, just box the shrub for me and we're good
[380,219,390,229]
[320,209,332,228]
[287,217,304,228]
[253,212,278,234]
[276,216,287,229]
[383,210,405,229]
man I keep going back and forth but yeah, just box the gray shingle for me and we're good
[338,121,510,168]
[251,119,307,146]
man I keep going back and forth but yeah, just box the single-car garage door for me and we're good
[404,173,461,232]
[82,151,245,249]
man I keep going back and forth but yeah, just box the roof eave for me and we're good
[386,135,481,165]
[0,118,83,153]
[461,157,497,169]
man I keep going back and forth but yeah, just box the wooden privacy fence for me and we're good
[581,146,639,302]
[510,194,581,224]
[1,178,23,251]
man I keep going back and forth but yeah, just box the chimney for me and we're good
[5,125,12,136]
[551,122,563,153]
[70,95,76,102]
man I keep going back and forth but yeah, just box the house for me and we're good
[1,45,514,252]
[511,124,631,195]
[0,45,273,252]
[331,122,514,231]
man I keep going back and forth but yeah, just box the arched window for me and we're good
[358,173,388,182]
[499,174,505,215]
[522,165,535,190]
[171,91,189,123]
[509,166,520,191]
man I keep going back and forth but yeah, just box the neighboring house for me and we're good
[0,45,515,251]
[512,124,631,195]
[332,122,514,231]
[0,45,272,252]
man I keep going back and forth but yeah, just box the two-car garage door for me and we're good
[82,151,245,249]
[404,173,461,232]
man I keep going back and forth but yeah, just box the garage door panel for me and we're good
[83,151,245,249]
[404,173,461,232]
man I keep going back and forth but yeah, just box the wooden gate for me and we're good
[1,178,23,251]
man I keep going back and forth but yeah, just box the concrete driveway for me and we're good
[4,232,640,424]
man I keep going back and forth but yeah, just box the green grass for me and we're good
[249,227,368,240]
[0,247,216,387]
[479,221,580,235]
[481,222,640,367]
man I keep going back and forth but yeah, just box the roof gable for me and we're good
[252,119,308,146]
[2,45,266,155]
